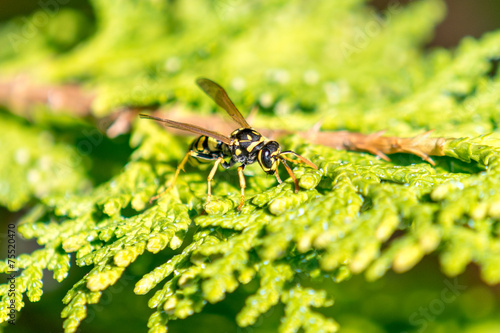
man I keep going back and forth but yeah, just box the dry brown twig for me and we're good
[0,78,449,165]
[0,76,94,118]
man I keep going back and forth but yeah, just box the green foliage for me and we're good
[1,0,500,332]
[0,114,90,210]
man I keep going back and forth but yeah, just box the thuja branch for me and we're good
[139,111,449,166]
[0,78,449,165]
[0,76,94,117]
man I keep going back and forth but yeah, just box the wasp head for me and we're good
[257,141,281,175]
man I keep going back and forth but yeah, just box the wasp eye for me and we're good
[258,141,280,174]
[261,148,273,169]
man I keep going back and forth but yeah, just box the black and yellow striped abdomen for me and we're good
[188,135,230,166]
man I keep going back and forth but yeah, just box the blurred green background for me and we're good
[2,0,500,46]
[1,1,500,333]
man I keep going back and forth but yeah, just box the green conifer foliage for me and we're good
[1,0,500,332]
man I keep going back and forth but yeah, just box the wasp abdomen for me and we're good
[189,136,229,165]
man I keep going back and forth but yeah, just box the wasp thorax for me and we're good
[258,141,281,174]
[230,128,266,165]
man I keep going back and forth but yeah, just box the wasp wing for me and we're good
[196,78,251,128]
[139,114,232,145]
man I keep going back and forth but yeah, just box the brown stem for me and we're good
[0,77,449,164]
[0,76,94,117]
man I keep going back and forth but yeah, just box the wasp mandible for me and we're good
[140,78,317,210]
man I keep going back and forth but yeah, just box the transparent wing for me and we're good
[196,78,251,128]
[139,114,232,145]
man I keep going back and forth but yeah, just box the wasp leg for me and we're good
[274,170,283,184]
[237,166,246,210]
[206,156,225,203]
[280,158,299,193]
[279,151,318,170]
[150,150,194,203]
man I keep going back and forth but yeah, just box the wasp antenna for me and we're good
[280,157,299,193]
[280,151,318,170]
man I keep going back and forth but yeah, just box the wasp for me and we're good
[140,78,317,210]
